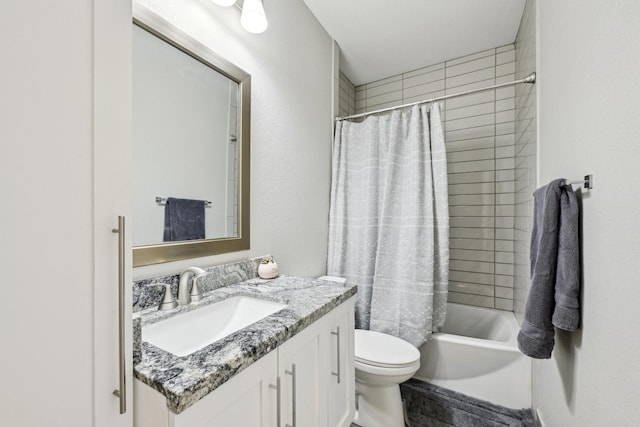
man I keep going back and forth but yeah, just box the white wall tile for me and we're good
[445,102,494,121]
[448,292,495,308]
[365,74,402,89]
[450,248,495,262]
[451,217,495,228]
[495,275,514,288]
[450,205,495,217]
[446,137,495,152]
[450,282,495,297]
[445,91,495,109]
[446,124,495,142]
[450,271,494,286]
[495,298,513,311]
[496,44,515,53]
[446,55,496,78]
[403,62,444,78]
[450,238,494,251]
[448,181,494,194]
[497,50,516,65]
[446,48,495,67]
[449,194,496,206]
[450,227,495,240]
[496,62,516,77]
[448,159,495,174]
[351,43,520,311]
[446,68,495,89]
[451,259,495,274]
[448,170,495,184]
[495,286,514,299]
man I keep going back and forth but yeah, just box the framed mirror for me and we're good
[132,4,250,267]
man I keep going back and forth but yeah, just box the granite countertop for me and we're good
[133,275,357,414]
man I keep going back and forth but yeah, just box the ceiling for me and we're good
[302,0,527,86]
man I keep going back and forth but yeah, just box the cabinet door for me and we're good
[326,297,356,427]
[278,319,328,427]
[93,0,133,426]
[170,350,279,427]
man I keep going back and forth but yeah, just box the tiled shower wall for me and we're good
[340,45,519,310]
[338,71,356,117]
[514,0,537,321]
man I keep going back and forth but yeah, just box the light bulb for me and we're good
[241,0,268,34]
[212,0,236,6]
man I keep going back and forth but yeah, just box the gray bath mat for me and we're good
[400,378,539,427]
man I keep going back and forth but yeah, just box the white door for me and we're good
[278,320,328,427]
[93,0,133,426]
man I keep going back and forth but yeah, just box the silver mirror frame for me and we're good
[132,4,250,267]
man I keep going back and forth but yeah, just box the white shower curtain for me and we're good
[327,103,449,347]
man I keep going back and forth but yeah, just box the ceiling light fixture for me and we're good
[211,0,236,6]
[240,0,268,34]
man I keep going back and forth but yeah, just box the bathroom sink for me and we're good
[143,296,287,357]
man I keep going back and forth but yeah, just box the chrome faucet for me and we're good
[178,267,206,305]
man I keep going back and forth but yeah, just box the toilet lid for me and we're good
[354,329,420,368]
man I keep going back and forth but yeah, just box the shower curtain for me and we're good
[327,103,449,347]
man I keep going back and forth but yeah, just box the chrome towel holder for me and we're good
[564,174,594,190]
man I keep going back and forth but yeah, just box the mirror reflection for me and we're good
[133,24,240,246]
[131,5,250,267]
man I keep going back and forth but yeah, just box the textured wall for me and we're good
[353,46,518,310]
[535,0,640,425]
[133,0,334,280]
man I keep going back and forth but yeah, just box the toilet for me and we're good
[353,329,420,427]
[317,276,421,427]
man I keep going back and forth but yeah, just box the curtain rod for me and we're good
[336,71,536,122]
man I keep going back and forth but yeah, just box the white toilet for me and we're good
[318,276,421,427]
[353,329,420,427]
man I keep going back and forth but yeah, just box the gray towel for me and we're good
[518,179,580,359]
[163,197,205,242]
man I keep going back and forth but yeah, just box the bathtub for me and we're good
[413,303,531,409]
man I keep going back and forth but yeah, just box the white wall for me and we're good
[133,0,334,279]
[513,0,536,322]
[535,1,640,425]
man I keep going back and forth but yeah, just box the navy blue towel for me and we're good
[163,197,205,242]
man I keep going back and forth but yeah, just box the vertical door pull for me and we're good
[284,363,297,427]
[269,376,281,427]
[331,326,341,383]
[112,216,126,414]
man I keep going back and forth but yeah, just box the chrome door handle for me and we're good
[284,363,296,427]
[112,216,126,414]
[269,376,281,427]
[331,326,341,383]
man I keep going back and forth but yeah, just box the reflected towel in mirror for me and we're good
[163,197,205,242]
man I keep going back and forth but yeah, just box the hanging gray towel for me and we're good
[518,179,580,359]
[163,197,206,242]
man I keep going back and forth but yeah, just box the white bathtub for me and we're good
[413,303,531,409]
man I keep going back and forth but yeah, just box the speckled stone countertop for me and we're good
[133,275,356,414]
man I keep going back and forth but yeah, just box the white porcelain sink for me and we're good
[143,296,287,357]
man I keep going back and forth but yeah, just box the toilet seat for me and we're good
[355,329,420,369]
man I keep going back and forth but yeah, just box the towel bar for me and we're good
[564,174,593,190]
[155,197,212,206]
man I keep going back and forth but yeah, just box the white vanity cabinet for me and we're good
[134,297,355,427]
[325,298,356,427]
[278,317,327,427]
